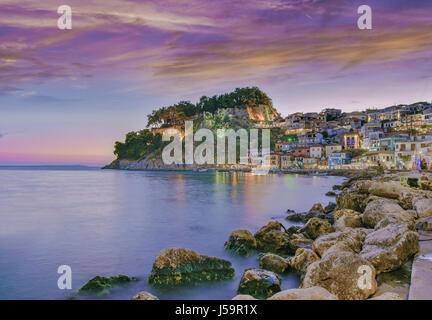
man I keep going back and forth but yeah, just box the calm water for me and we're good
[0,168,344,300]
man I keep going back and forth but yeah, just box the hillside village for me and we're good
[110,87,432,172]
[254,103,432,171]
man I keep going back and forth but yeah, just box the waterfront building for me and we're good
[328,151,352,169]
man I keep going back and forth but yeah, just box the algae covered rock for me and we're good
[268,286,338,300]
[79,275,137,296]
[224,229,257,256]
[131,291,159,300]
[258,253,289,274]
[310,203,324,213]
[148,248,234,287]
[254,221,297,256]
[237,268,281,299]
[289,248,320,276]
[300,217,334,240]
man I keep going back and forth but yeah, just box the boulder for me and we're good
[224,230,257,256]
[148,248,235,286]
[333,209,361,220]
[325,191,336,197]
[289,248,320,276]
[324,202,337,213]
[302,251,377,300]
[368,182,404,199]
[254,222,297,256]
[362,199,414,228]
[312,229,370,257]
[416,216,432,231]
[413,198,432,218]
[300,218,334,240]
[79,275,138,296]
[131,291,159,300]
[336,190,368,212]
[232,294,257,300]
[360,224,419,274]
[258,253,290,274]
[310,203,324,213]
[267,286,338,300]
[290,237,313,248]
[237,268,281,299]
[334,215,363,231]
[368,292,404,300]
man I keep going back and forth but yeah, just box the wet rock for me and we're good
[254,222,297,256]
[232,294,257,300]
[310,203,324,213]
[148,248,235,287]
[336,190,368,212]
[258,253,290,274]
[131,291,159,300]
[286,209,296,213]
[360,224,419,274]
[224,230,257,256]
[325,191,336,197]
[79,275,137,296]
[324,202,337,213]
[268,286,338,300]
[286,226,300,235]
[300,217,334,240]
[416,216,432,231]
[362,199,414,228]
[368,292,404,300]
[332,184,343,190]
[302,251,377,300]
[289,248,320,276]
[413,198,432,218]
[334,215,363,231]
[237,268,281,299]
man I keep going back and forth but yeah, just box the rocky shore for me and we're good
[76,169,432,300]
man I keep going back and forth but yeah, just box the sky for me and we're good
[0,0,431,165]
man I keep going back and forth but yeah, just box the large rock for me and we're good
[413,198,432,218]
[148,248,234,286]
[289,248,320,276]
[334,215,363,231]
[362,199,414,228]
[336,190,368,212]
[285,211,330,223]
[300,218,334,240]
[237,268,281,299]
[360,224,419,274]
[224,230,257,256]
[254,222,297,256]
[267,286,338,300]
[79,275,137,296]
[416,216,432,231]
[302,251,377,300]
[333,209,361,220]
[258,253,289,273]
[312,229,370,257]
[131,291,159,300]
[368,182,404,199]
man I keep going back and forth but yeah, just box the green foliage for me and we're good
[114,129,164,160]
[146,87,274,128]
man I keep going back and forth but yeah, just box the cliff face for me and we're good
[247,104,279,122]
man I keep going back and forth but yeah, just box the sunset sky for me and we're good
[0,0,431,165]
